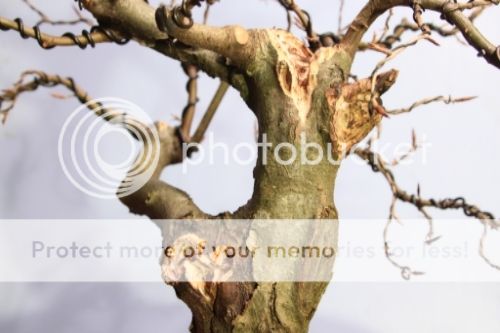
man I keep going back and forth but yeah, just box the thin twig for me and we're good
[341,0,500,69]
[387,95,477,115]
[22,0,93,27]
[337,0,345,36]
[369,34,439,116]
[354,144,500,278]
[276,0,320,50]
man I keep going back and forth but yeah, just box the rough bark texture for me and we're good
[83,1,393,331]
[117,28,379,332]
[219,31,348,333]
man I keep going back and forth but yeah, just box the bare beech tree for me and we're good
[1,0,499,332]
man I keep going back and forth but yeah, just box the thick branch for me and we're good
[81,0,248,92]
[155,4,255,68]
[82,0,254,66]
[118,122,209,219]
[152,41,248,97]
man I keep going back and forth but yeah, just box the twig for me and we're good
[354,145,500,278]
[387,95,477,115]
[337,0,345,35]
[374,7,488,51]
[22,0,93,27]
[276,0,321,50]
[384,196,426,280]
[390,129,418,166]
[202,0,218,24]
[369,34,439,116]
[341,0,500,69]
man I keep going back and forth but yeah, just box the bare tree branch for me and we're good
[369,34,439,116]
[22,0,94,27]
[118,121,209,219]
[337,0,346,35]
[0,69,208,220]
[370,6,488,51]
[387,95,477,115]
[384,196,426,280]
[179,63,199,141]
[276,0,321,50]
[190,81,229,144]
[354,145,500,278]
[0,70,135,125]
[202,0,218,24]
[341,0,500,69]
[0,16,127,49]
[155,3,254,68]
[77,0,249,92]
[152,40,248,97]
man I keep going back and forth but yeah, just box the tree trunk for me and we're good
[169,31,351,333]
[116,26,388,333]
[77,4,392,330]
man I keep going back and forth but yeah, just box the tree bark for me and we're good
[100,4,387,331]
[115,27,394,330]
[149,31,358,333]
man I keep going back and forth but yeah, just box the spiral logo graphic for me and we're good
[58,98,160,199]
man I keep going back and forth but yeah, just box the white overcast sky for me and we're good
[0,1,499,332]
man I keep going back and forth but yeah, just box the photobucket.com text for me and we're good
[181,132,432,173]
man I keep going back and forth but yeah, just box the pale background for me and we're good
[0,0,499,332]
